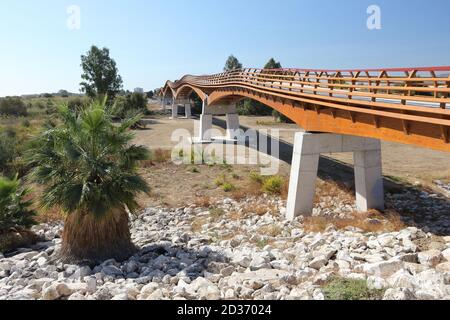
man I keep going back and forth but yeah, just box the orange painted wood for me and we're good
[163,67,450,152]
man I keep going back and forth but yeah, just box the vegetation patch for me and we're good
[322,277,385,300]
[262,176,284,195]
[0,229,39,254]
[209,208,226,221]
[222,182,236,192]
[303,210,405,233]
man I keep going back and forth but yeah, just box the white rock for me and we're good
[414,269,447,298]
[42,285,60,300]
[188,277,214,293]
[232,255,251,268]
[367,276,388,290]
[68,293,86,300]
[312,289,325,300]
[363,260,404,278]
[85,277,97,293]
[250,255,270,271]
[288,288,310,300]
[224,289,235,299]
[441,248,450,262]
[198,285,220,300]
[56,283,74,297]
[418,250,443,267]
[141,282,159,295]
[387,270,417,289]
[111,293,131,300]
[226,269,290,287]
[71,266,92,280]
[37,257,47,267]
[436,262,450,273]
[309,256,329,270]
[383,288,417,300]
[146,289,164,300]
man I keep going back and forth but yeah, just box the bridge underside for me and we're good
[165,85,449,152]
[207,87,450,152]
[161,67,450,218]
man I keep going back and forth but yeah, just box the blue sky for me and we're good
[0,0,449,96]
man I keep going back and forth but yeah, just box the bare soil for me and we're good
[132,106,450,208]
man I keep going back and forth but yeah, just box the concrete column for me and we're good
[198,114,213,142]
[185,103,192,119]
[286,133,320,220]
[226,113,240,140]
[161,97,167,113]
[354,149,385,212]
[286,132,384,220]
[171,100,178,119]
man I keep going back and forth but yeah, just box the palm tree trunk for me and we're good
[59,207,136,265]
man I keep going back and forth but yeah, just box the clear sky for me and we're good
[0,0,449,96]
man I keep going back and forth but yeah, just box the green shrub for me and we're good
[214,174,226,187]
[237,99,272,116]
[249,171,265,184]
[0,97,28,117]
[322,277,385,300]
[112,92,148,119]
[222,182,236,192]
[0,176,37,234]
[262,176,284,195]
[0,129,19,176]
[67,97,87,111]
[272,110,294,123]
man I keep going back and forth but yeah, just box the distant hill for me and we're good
[20,91,83,99]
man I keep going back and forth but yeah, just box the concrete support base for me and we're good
[191,114,213,144]
[286,132,385,221]
[212,113,241,143]
[185,104,192,119]
[171,103,179,120]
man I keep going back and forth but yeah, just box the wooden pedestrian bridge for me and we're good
[161,67,450,219]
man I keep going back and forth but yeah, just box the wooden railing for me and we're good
[163,67,450,150]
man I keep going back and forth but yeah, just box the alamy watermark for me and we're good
[67,5,81,30]
[367,5,382,30]
[171,126,281,176]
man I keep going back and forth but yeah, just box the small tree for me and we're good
[80,46,123,101]
[112,92,148,120]
[29,99,149,264]
[264,58,282,69]
[224,55,243,72]
[263,58,292,123]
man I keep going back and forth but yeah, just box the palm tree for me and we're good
[0,175,36,234]
[29,99,150,265]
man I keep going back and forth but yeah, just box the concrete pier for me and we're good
[286,132,384,220]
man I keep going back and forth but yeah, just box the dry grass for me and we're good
[231,190,247,201]
[314,180,355,204]
[257,225,283,237]
[0,229,39,253]
[191,216,209,233]
[303,210,406,233]
[151,148,172,163]
[194,196,212,208]
[418,169,450,186]
[140,148,171,168]
[26,184,64,223]
[36,207,64,224]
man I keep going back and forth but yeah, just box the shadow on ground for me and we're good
[212,117,450,236]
